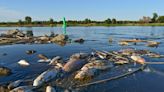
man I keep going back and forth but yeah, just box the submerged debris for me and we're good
[0,66,11,76]
[26,50,36,55]
[51,34,68,42]
[74,38,85,43]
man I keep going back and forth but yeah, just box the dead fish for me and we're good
[33,68,59,87]
[118,48,135,55]
[146,52,163,58]
[49,56,63,65]
[38,59,51,63]
[46,86,56,92]
[131,55,145,64]
[118,41,129,46]
[95,51,108,59]
[63,58,87,73]
[70,53,88,59]
[75,60,113,80]
[74,68,96,80]
[0,66,11,75]
[10,86,33,92]
[8,80,23,89]
[18,60,30,66]
[112,56,129,64]
[114,60,129,65]
[38,54,48,60]
[146,41,160,47]
[81,60,113,70]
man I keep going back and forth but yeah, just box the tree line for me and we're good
[1,13,164,26]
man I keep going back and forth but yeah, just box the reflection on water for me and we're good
[0,26,164,92]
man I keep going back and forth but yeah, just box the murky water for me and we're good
[0,26,164,92]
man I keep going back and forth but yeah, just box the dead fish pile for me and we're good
[2,49,164,92]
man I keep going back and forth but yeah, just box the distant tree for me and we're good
[18,19,23,25]
[25,16,32,24]
[84,18,91,23]
[49,18,54,24]
[157,16,164,23]
[112,18,117,24]
[152,13,158,23]
[139,16,151,23]
[104,18,112,24]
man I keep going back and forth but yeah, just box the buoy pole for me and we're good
[62,17,67,35]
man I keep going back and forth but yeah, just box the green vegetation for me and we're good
[1,13,164,27]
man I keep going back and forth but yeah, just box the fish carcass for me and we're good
[75,60,113,80]
[63,53,89,73]
[131,55,145,64]
[8,80,23,89]
[46,86,56,92]
[33,68,60,87]
[10,86,33,92]
[49,56,64,68]
[18,60,30,66]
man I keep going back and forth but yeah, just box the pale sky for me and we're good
[0,0,164,22]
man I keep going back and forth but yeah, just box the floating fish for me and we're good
[38,59,51,63]
[146,52,164,58]
[81,60,113,70]
[38,54,48,60]
[118,41,129,46]
[70,53,88,59]
[18,60,30,66]
[74,68,96,80]
[63,58,87,73]
[75,60,113,80]
[49,56,63,65]
[10,86,33,92]
[146,41,160,47]
[46,86,56,92]
[33,68,59,87]
[94,51,108,59]
[8,80,23,89]
[130,55,145,64]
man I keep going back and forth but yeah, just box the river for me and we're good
[0,26,164,92]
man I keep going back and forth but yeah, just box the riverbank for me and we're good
[1,23,164,27]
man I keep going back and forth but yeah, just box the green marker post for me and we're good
[62,17,67,35]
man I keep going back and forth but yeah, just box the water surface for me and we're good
[0,26,164,92]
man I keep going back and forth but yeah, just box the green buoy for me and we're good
[62,17,67,35]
